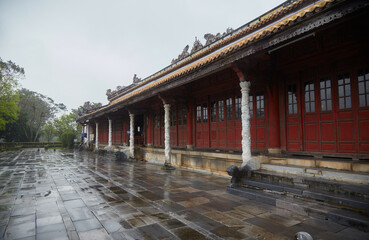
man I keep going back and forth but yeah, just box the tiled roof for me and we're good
[79,0,338,121]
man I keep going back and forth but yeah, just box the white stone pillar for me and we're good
[95,122,99,150]
[164,103,171,165]
[108,119,112,147]
[129,113,134,158]
[86,124,90,146]
[240,81,252,167]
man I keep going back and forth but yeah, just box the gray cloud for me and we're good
[0,0,284,111]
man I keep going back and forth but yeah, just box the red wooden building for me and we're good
[78,0,369,174]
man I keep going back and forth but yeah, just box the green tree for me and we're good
[16,88,66,142]
[54,111,81,141]
[0,58,24,131]
[61,131,75,149]
[42,121,55,142]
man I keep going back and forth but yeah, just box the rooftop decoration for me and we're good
[82,101,102,114]
[106,74,141,100]
[171,27,234,64]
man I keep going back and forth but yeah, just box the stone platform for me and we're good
[0,149,368,239]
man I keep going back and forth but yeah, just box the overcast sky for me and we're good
[0,0,285,112]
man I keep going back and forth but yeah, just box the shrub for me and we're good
[61,131,75,149]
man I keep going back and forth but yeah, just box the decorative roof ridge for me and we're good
[107,0,308,102]
[78,0,344,121]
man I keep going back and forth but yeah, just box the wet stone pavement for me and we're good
[0,149,368,240]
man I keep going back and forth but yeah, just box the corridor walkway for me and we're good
[0,149,367,240]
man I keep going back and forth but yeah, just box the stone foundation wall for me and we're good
[136,147,267,176]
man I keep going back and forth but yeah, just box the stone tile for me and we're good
[36,229,68,240]
[4,221,36,239]
[36,201,58,212]
[224,209,254,220]
[136,223,177,240]
[138,191,163,201]
[113,204,137,216]
[1,149,367,240]
[67,207,94,222]
[179,210,223,231]
[0,225,6,238]
[66,230,80,240]
[211,225,247,239]
[171,226,208,240]
[258,212,302,227]
[239,222,289,240]
[0,204,13,212]
[235,203,268,216]
[154,200,186,213]
[36,215,63,227]
[37,222,66,234]
[296,218,346,233]
[60,192,80,201]
[125,197,151,207]
[177,187,201,193]
[160,218,186,230]
[74,218,102,232]
[57,186,74,191]
[245,216,290,234]
[100,219,123,233]
[178,197,210,208]
[64,199,86,209]
[36,210,60,219]
[203,196,242,212]
[315,227,369,240]
[78,228,112,240]
[8,214,35,226]
[11,206,36,216]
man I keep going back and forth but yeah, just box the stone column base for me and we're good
[186,145,193,150]
[268,148,281,155]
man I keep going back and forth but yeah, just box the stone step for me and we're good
[260,163,369,184]
[227,185,369,232]
[253,169,369,198]
[268,157,369,173]
[242,179,369,213]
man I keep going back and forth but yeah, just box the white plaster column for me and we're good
[95,122,99,150]
[240,81,252,167]
[129,113,134,158]
[164,103,171,165]
[86,124,90,146]
[108,119,112,147]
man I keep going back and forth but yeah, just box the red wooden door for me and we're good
[210,101,218,148]
[255,93,267,150]
[234,96,242,149]
[177,107,188,146]
[113,119,123,145]
[286,83,303,151]
[249,95,256,150]
[160,114,164,146]
[303,81,319,152]
[170,109,178,146]
[336,72,356,153]
[357,68,369,153]
[318,77,337,152]
[195,103,209,148]
[153,114,161,146]
[225,97,236,149]
[99,121,108,144]
[218,100,226,148]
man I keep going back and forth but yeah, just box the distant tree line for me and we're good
[0,57,100,145]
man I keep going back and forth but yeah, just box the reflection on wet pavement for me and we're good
[0,149,368,240]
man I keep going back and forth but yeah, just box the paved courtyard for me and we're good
[0,149,368,240]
